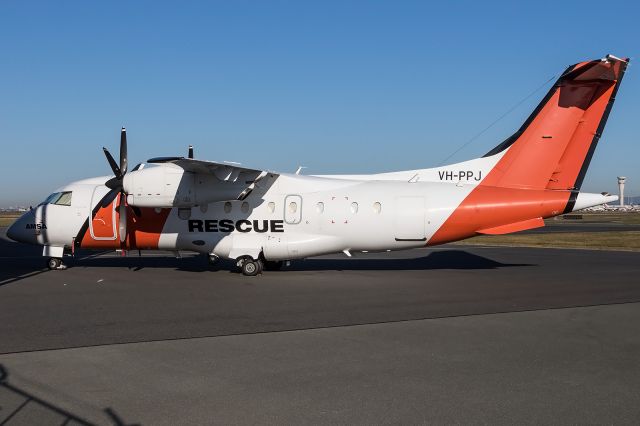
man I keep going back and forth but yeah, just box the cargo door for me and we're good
[394,196,426,241]
[89,186,117,240]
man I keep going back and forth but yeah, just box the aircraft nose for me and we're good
[6,210,37,244]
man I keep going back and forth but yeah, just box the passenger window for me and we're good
[350,202,358,214]
[268,202,275,213]
[316,202,324,213]
[373,202,382,214]
[288,201,298,214]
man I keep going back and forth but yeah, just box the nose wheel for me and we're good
[47,257,66,270]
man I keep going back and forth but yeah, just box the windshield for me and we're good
[39,191,72,206]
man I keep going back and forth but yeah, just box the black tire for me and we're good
[241,259,260,276]
[264,260,284,271]
[47,257,62,270]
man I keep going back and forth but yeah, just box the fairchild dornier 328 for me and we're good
[7,55,628,275]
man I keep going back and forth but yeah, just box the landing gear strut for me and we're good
[47,257,65,270]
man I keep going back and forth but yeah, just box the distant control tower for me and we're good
[618,176,626,207]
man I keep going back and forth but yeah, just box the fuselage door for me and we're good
[89,186,117,240]
[394,196,426,241]
[284,194,303,225]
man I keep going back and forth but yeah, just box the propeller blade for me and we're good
[118,192,127,244]
[100,187,121,208]
[120,127,128,176]
[188,145,194,159]
[103,147,122,180]
[105,176,122,190]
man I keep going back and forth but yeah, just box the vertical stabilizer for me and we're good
[482,55,628,191]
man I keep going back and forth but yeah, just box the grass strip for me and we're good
[453,231,640,252]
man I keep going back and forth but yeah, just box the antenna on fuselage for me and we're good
[188,145,194,159]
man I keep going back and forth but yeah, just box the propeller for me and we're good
[104,127,128,190]
[102,127,129,245]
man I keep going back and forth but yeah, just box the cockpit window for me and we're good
[42,193,61,205]
[40,191,72,206]
[54,191,72,206]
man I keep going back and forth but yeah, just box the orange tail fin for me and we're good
[483,55,628,191]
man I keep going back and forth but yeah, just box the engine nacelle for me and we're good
[123,164,248,207]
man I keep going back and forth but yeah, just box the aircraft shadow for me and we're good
[0,234,49,286]
[1,230,532,277]
[66,249,532,272]
[0,364,138,426]
[286,250,532,271]
[0,234,112,286]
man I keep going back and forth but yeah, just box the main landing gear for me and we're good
[237,256,263,276]
[213,253,287,276]
[47,257,67,270]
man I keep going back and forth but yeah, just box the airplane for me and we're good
[6,54,628,275]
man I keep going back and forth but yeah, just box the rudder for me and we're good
[482,55,628,191]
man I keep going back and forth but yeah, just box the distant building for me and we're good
[618,177,626,207]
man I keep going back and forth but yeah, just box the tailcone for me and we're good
[571,193,618,212]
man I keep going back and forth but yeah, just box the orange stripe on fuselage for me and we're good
[428,186,570,246]
[125,207,171,250]
[80,199,171,250]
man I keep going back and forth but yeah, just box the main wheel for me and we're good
[208,254,220,265]
[241,259,261,276]
[47,257,62,270]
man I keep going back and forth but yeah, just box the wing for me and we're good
[147,157,277,200]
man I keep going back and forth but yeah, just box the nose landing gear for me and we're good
[43,246,67,270]
[47,257,67,270]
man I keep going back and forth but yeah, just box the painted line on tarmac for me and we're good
[3,300,640,356]
[0,269,48,286]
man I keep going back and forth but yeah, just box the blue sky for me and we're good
[1,0,638,206]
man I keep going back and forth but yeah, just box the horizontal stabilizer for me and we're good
[477,217,544,235]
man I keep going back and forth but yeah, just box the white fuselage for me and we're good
[7,151,616,262]
[12,172,479,260]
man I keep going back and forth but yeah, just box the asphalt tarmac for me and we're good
[1,227,639,425]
